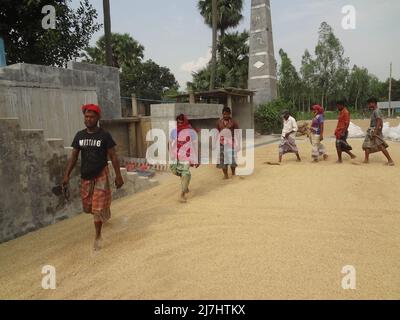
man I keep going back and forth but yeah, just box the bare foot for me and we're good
[313,159,319,163]
[387,161,395,166]
[179,193,187,203]
[363,160,369,164]
[336,160,343,164]
[351,155,357,159]
[93,237,103,251]
[296,159,302,162]
[323,154,329,161]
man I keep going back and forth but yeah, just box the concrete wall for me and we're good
[0,63,97,147]
[68,62,121,120]
[233,101,254,130]
[150,103,224,139]
[0,117,158,244]
[0,62,122,146]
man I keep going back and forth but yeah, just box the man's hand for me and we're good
[63,148,79,187]
[62,175,70,187]
[285,133,290,139]
[320,136,324,142]
[115,175,124,189]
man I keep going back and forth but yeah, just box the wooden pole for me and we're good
[210,0,217,90]
[389,62,392,117]
[103,0,113,66]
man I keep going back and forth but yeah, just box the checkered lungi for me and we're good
[279,136,299,156]
[80,166,112,223]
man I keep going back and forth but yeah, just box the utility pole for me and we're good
[209,0,217,90]
[103,0,113,67]
[388,62,392,117]
[0,37,6,67]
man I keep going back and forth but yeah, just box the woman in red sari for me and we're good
[169,114,199,202]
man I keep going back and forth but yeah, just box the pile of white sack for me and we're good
[348,122,365,138]
[383,122,400,141]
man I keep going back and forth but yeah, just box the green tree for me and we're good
[188,31,249,90]
[197,0,244,39]
[0,0,100,66]
[313,22,349,108]
[368,75,387,101]
[386,78,400,101]
[198,0,244,63]
[255,99,296,134]
[278,49,301,109]
[83,33,178,99]
[130,60,179,100]
[346,65,370,110]
[82,33,144,69]
[300,49,316,112]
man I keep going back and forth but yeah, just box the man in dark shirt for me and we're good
[63,104,124,250]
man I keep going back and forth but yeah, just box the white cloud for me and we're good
[180,49,212,74]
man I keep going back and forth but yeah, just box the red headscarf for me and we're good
[311,104,324,115]
[177,114,192,134]
[173,115,198,165]
[82,104,101,115]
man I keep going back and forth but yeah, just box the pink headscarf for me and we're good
[311,104,324,115]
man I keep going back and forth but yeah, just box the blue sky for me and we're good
[71,0,400,90]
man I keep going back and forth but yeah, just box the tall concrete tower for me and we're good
[248,0,277,106]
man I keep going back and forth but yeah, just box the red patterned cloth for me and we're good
[80,166,111,222]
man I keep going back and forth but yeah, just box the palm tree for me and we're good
[198,0,243,63]
[198,0,244,38]
[103,0,113,66]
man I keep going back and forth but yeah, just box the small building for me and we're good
[173,87,255,130]
[378,101,400,114]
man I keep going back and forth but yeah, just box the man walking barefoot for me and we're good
[362,98,395,166]
[63,104,124,251]
[216,107,240,179]
[335,101,356,163]
[279,110,301,163]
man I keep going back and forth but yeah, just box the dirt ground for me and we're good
[0,136,399,300]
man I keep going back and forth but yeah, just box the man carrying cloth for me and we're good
[63,104,124,251]
[362,97,395,166]
[335,100,356,163]
[279,110,301,163]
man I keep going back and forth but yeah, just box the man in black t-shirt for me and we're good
[63,104,124,251]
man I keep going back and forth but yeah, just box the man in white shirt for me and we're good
[279,110,301,163]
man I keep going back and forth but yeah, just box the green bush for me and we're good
[254,99,296,135]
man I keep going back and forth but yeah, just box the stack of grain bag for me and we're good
[348,122,365,138]
[383,123,400,141]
